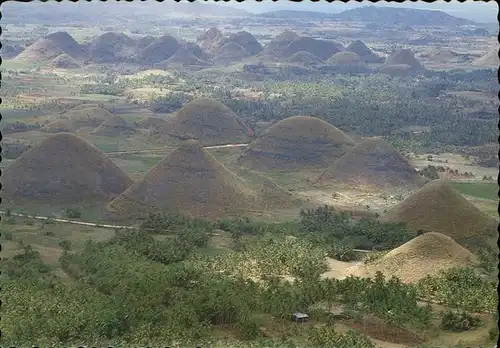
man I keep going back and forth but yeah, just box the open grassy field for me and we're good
[0,216,115,266]
[450,181,498,201]
[449,181,498,218]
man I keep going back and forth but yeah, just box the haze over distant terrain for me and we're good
[223,0,498,23]
[2,0,498,24]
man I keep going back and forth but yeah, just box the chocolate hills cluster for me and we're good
[237,116,355,171]
[380,179,497,250]
[318,137,426,189]
[14,29,393,70]
[3,131,295,220]
[262,33,384,67]
[196,27,263,62]
[158,98,252,146]
[14,30,211,68]
[2,133,133,205]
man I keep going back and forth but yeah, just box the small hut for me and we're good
[291,312,309,323]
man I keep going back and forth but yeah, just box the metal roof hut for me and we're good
[291,312,309,323]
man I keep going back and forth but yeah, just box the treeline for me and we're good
[196,71,497,149]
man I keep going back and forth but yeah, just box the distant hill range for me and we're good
[2,1,248,24]
[258,6,475,26]
[259,10,336,20]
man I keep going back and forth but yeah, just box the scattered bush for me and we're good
[65,208,82,219]
[3,230,14,241]
[59,240,72,251]
[43,219,56,225]
[440,310,481,332]
[4,217,17,225]
[328,241,357,262]
[363,250,389,264]
[419,165,439,180]
[308,327,375,348]
[40,231,55,237]
[417,267,497,313]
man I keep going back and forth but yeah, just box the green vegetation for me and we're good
[199,70,497,151]
[298,205,413,253]
[417,267,497,313]
[440,310,482,332]
[308,327,375,347]
[450,181,498,201]
[64,207,82,219]
[2,212,461,346]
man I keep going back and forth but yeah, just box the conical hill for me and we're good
[91,115,136,136]
[346,40,382,63]
[107,140,258,219]
[2,133,133,204]
[237,116,355,171]
[43,105,113,132]
[380,179,498,250]
[345,232,478,283]
[472,49,500,68]
[319,137,426,188]
[159,98,251,146]
[385,48,423,69]
[46,53,81,69]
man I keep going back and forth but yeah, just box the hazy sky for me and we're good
[220,0,498,23]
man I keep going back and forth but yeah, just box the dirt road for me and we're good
[103,143,249,156]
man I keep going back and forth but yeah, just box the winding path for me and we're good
[103,143,249,156]
[0,210,372,253]
[0,211,135,230]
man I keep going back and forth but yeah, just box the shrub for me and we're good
[4,217,17,225]
[440,310,481,332]
[308,326,375,348]
[65,208,82,219]
[488,312,499,341]
[363,250,389,264]
[44,219,56,225]
[3,230,14,241]
[488,326,499,341]
[329,241,357,262]
[59,240,72,251]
